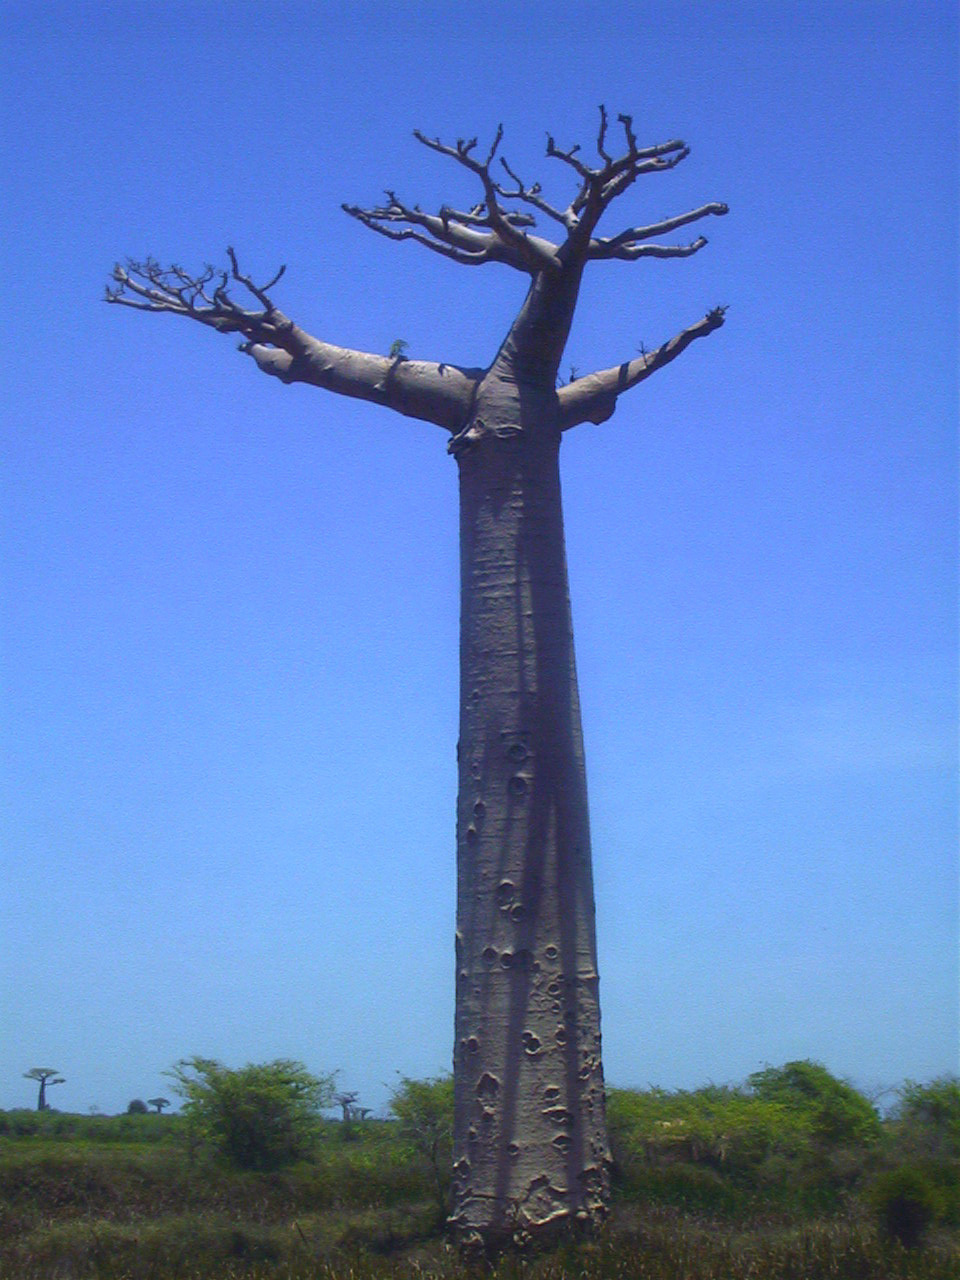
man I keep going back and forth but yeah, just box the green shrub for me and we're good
[127,1098,148,1114]
[608,1084,808,1179]
[869,1165,943,1248]
[390,1074,453,1219]
[748,1060,882,1148]
[169,1057,335,1171]
[607,1068,884,1215]
[893,1078,960,1162]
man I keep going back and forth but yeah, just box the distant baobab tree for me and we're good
[24,1067,65,1111]
[334,1091,359,1123]
[107,107,727,1245]
[147,1096,171,1114]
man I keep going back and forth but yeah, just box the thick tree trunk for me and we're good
[450,399,610,1243]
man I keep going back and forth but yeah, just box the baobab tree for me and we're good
[24,1067,65,1111]
[334,1090,359,1123]
[106,108,727,1245]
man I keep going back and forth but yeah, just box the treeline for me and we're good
[2,1061,957,1233]
[0,1061,957,1278]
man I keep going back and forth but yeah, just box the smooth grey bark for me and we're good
[453,425,607,1237]
[106,110,727,1246]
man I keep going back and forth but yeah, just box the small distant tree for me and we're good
[169,1057,334,1170]
[127,1098,148,1114]
[391,1075,454,1220]
[147,1096,171,1115]
[24,1067,65,1111]
[334,1091,359,1123]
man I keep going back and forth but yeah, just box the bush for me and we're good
[169,1057,334,1171]
[606,1069,886,1215]
[607,1084,809,1178]
[127,1098,148,1114]
[748,1060,881,1148]
[869,1165,943,1248]
[894,1077,960,1161]
[390,1074,453,1218]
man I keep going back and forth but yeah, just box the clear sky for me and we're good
[1,0,956,1116]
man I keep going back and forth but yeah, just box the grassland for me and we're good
[1,1067,957,1279]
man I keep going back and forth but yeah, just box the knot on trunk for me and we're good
[448,419,522,457]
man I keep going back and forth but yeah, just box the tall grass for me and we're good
[2,1210,958,1279]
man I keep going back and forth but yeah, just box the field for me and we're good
[2,1066,958,1279]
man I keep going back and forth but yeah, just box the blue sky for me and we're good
[2,0,956,1115]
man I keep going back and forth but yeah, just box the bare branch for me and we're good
[557,307,728,430]
[590,235,710,262]
[540,109,696,257]
[106,253,480,431]
[545,133,594,183]
[226,246,287,308]
[617,112,639,156]
[106,256,289,340]
[613,114,691,164]
[341,187,547,273]
[597,146,690,208]
[341,204,495,265]
[439,202,535,229]
[596,105,612,164]
[347,113,720,280]
[550,111,687,194]
[495,159,573,228]
[411,127,560,273]
[484,123,504,167]
[591,202,729,257]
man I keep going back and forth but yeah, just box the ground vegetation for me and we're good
[1,1062,956,1278]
